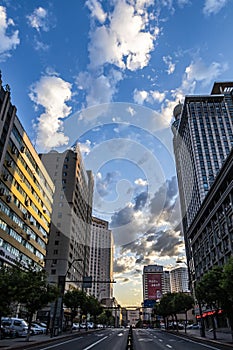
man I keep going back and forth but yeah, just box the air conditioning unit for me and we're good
[0,188,5,196]
[7,160,12,167]
[20,146,25,153]
[6,195,12,203]
[3,174,9,181]
[11,146,17,155]
[23,213,28,220]
[30,221,34,225]
[43,209,47,214]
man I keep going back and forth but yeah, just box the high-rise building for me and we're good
[0,76,54,270]
[172,82,233,268]
[161,270,171,294]
[89,216,114,301]
[170,266,189,293]
[40,146,94,291]
[143,264,163,302]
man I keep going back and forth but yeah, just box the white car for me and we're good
[31,323,46,334]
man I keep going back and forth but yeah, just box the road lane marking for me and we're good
[166,345,172,348]
[40,337,83,349]
[82,336,108,350]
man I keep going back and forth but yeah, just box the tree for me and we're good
[172,292,194,332]
[154,293,176,329]
[0,264,23,339]
[63,289,87,330]
[221,257,233,342]
[17,266,58,341]
[195,266,225,340]
[86,295,102,326]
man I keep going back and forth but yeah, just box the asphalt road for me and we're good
[25,328,129,350]
[133,328,230,350]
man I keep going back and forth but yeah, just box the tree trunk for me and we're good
[26,312,33,342]
[212,313,217,340]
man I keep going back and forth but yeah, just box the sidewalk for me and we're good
[0,329,90,350]
[176,327,233,347]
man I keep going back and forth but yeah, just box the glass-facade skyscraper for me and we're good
[172,82,233,271]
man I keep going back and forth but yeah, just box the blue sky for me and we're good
[1,0,233,306]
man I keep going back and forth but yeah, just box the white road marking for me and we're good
[168,333,222,350]
[40,337,83,349]
[166,345,172,348]
[82,336,108,350]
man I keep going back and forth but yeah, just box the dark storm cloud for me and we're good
[96,171,119,197]
[134,191,148,210]
[114,260,127,273]
[110,205,134,228]
[151,230,183,257]
[149,176,178,216]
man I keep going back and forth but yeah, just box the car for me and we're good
[72,323,80,330]
[87,322,94,329]
[31,323,46,334]
[1,318,29,337]
[0,325,16,339]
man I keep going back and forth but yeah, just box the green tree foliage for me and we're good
[195,263,233,341]
[154,292,194,331]
[0,264,58,341]
[63,289,87,329]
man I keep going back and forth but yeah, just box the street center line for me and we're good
[82,336,108,350]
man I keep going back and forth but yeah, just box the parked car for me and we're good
[72,323,80,330]
[87,322,94,329]
[1,318,28,337]
[31,323,46,334]
[0,325,16,339]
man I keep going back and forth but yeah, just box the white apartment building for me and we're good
[89,216,114,301]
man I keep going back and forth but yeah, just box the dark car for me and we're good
[0,325,16,339]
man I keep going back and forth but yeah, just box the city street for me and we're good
[133,328,232,350]
[21,328,129,350]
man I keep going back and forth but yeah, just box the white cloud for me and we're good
[88,0,158,71]
[78,140,92,155]
[163,55,175,75]
[133,88,165,105]
[127,106,136,116]
[203,0,228,15]
[27,7,50,32]
[76,69,123,107]
[85,0,107,23]
[133,89,148,104]
[29,74,72,151]
[0,6,20,60]
[134,178,148,186]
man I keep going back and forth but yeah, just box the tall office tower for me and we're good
[0,72,16,173]
[89,216,114,301]
[40,146,94,291]
[0,77,54,270]
[172,82,233,268]
[143,264,163,302]
[170,266,189,293]
[161,270,171,294]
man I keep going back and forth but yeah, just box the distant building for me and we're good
[89,216,114,301]
[170,266,189,293]
[143,264,163,302]
[0,74,54,270]
[40,146,94,291]
[162,270,171,294]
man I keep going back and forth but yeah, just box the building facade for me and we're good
[170,266,189,293]
[172,82,233,271]
[0,76,54,270]
[187,149,233,287]
[40,146,94,291]
[89,216,114,301]
[161,270,171,294]
[143,264,163,302]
